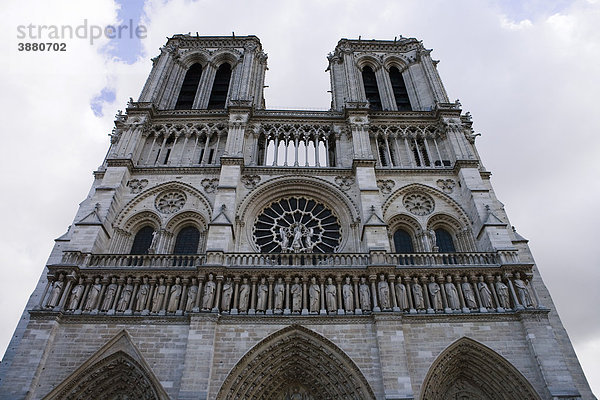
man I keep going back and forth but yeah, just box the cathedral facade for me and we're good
[0,35,594,400]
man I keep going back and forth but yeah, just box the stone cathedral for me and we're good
[0,34,595,400]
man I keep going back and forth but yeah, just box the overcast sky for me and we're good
[1,0,598,395]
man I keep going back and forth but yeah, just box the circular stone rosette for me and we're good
[253,197,341,254]
[155,191,187,214]
[402,192,435,216]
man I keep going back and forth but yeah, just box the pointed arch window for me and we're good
[175,63,203,110]
[389,66,411,111]
[208,63,232,109]
[393,229,414,253]
[130,226,154,255]
[361,66,382,110]
[435,228,456,253]
[173,226,200,254]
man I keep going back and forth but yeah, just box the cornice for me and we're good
[243,165,352,176]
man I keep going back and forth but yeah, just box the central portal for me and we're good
[216,325,375,399]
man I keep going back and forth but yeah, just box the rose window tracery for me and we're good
[155,191,186,214]
[403,192,434,216]
[253,197,341,253]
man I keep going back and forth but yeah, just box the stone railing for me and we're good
[38,255,539,318]
[60,250,517,269]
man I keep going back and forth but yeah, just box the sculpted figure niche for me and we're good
[136,276,150,312]
[256,277,268,312]
[445,276,460,310]
[495,276,511,309]
[221,277,233,312]
[185,279,198,312]
[359,277,371,312]
[274,277,285,312]
[461,277,477,309]
[202,273,216,310]
[412,277,425,310]
[378,274,391,310]
[46,274,64,309]
[168,277,182,313]
[309,277,320,313]
[85,277,102,312]
[117,277,134,312]
[325,277,337,312]
[514,272,533,307]
[478,276,493,309]
[291,277,302,313]
[342,276,353,312]
[67,278,85,311]
[238,277,251,313]
[101,277,118,311]
[428,276,443,311]
[395,278,409,310]
[152,278,167,313]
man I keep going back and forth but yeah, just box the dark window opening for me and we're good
[130,226,154,255]
[389,66,411,111]
[393,229,414,253]
[163,148,171,165]
[208,63,232,109]
[362,66,382,110]
[173,226,200,254]
[435,228,456,253]
[417,139,430,166]
[198,148,205,164]
[208,149,215,164]
[175,63,203,110]
[378,142,388,166]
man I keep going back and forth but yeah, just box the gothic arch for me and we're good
[382,183,471,227]
[114,181,212,229]
[43,330,169,400]
[382,54,410,71]
[236,176,360,252]
[388,213,422,252]
[211,49,242,67]
[179,49,210,69]
[355,53,382,70]
[420,337,541,400]
[216,325,375,400]
[123,210,161,232]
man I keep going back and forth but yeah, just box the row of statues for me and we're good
[41,271,537,315]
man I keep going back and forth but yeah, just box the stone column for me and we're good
[319,279,326,315]
[266,277,274,315]
[144,278,156,315]
[454,274,469,313]
[302,277,308,315]
[193,276,204,312]
[438,275,451,313]
[212,275,223,313]
[231,277,240,315]
[389,274,400,312]
[370,275,380,312]
[352,277,361,315]
[422,276,433,314]
[249,276,257,315]
[405,276,416,313]
[159,279,171,315]
[487,274,501,312]
[284,277,291,315]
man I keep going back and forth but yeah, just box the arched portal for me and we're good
[420,337,541,400]
[216,325,375,399]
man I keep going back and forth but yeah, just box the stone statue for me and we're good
[359,277,371,311]
[46,274,64,308]
[117,277,134,312]
[84,277,102,311]
[412,277,425,310]
[279,226,289,251]
[273,277,285,311]
[428,229,437,249]
[478,276,493,308]
[238,278,250,313]
[67,278,85,311]
[445,276,460,310]
[495,276,510,308]
[308,277,320,313]
[325,277,337,311]
[185,279,198,312]
[291,277,302,313]
[342,277,353,312]
[201,274,216,310]
[395,280,408,310]
[136,277,150,311]
[152,278,166,313]
[256,277,268,312]
[291,225,303,253]
[305,227,314,251]
[149,230,159,251]
[428,276,443,310]
[513,273,533,307]
[221,277,234,311]
[378,274,391,309]
[101,277,118,311]
[167,277,182,312]
[461,277,477,309]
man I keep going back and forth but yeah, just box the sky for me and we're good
[1,0,598,395]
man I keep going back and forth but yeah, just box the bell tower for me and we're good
[0,34,594,400]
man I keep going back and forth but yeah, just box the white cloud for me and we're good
[0,0,598,396]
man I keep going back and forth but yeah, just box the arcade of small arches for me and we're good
[358,56,414,112]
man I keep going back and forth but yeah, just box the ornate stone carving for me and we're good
[495,276,510,309]
[514,272,533,307]
[221,277,233,312]
[46,274,64,308]
[152,278,166,313]
[412,277,425,310]
[461,277,477,309]
[127,179,148,194]
[136,277,150,312]
[378,274,391,310]
[84,277,102,311]
[256,277,268,312]
[309,277,320,313]
[117,278,134,312]
[273,277,285,312]
[325,277,337,312]
[67,278,85,311]
[436,178,456,194]
[377,179,395,194]
[291,277,302,313]
[254,197,341,254]
[334,176,355,191]
[238,278,250,313]
[241,175,261,189]
[395,280,409,310]
[445,276,460,310]
[155,191,186,214]
[201,178,219,193]
[428,276,443,310]
[101,278,118,311]
[342,277,353,312]
[403,192,434,216]
[478,276,493,308]
[359,277,371,311]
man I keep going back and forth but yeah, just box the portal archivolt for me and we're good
[420,337,541,400]
[216,325,375,399]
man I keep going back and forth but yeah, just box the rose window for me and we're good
[253,197,341,253]
[155,191,186,214]
[403,193,434,216]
